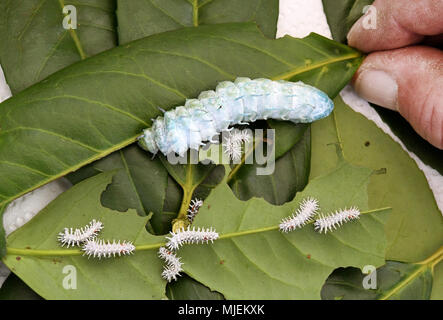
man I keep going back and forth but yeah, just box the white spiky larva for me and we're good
[314,207,361,233]
[82,239,135,259]
[279,197,319,232]
[187,198,203,223]
[166,226,219,251]
[158,247,183,282]
[222,129,252,162]
[58,219,104,248]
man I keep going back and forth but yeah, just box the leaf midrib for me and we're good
[5,207,390,257]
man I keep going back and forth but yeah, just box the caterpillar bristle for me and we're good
[82,239,135,259]
[314,207,360,233]
[187,198,203,224]
[57,219,103,248]
[166,226,219,251]
[158,247,183,282]
[279,197,319,232]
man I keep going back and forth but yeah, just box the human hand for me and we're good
[347,0,443,149]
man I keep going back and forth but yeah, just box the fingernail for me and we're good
[346,20,360,45]
[354,70,398,110]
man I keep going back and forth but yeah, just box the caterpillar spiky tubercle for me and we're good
[158,247,183,282]
[57,219,103,248]
[166,226,219,251]
[222,129,252,162]
[314,207,360,233]
[279,198,319,232]
[82,239,135,259]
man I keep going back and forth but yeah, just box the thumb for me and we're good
[353,46,443,149]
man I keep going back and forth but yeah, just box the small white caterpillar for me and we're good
[222,129,252,161]
[279,198,319,232]
[166,226,219,251]
[82,239,135,259]
[57,219,103,248]
[138,77,334,156]
[314,207,360,233]
[158,247,183,282]
[187,198,203,224]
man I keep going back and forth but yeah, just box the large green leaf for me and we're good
[180,161,390,299]
[2,172,166,299]
[311,97,443,263]
[0,22,362,213]
[322,249,443,300]
[66,145,168,234]
[117,0,279,43]
[0,0,117,94]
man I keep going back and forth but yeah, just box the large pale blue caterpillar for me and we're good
[138,77,334,156]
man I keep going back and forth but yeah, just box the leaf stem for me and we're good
[192,0,199,27]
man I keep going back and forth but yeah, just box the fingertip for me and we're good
[346,18,361,47]
[352,46,443,149]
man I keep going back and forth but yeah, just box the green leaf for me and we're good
[0,273,43,300]
[0,22,362,211]
[311,97,443,263]
[116,0,279,43]
[67,145,168,234]
[181,161,390,299]
[0,0,117,94]
[166,274,224,300]
[229,126,310,205]
[2,172,166,299]
[322,0,373,43]
[322,250,443,300]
